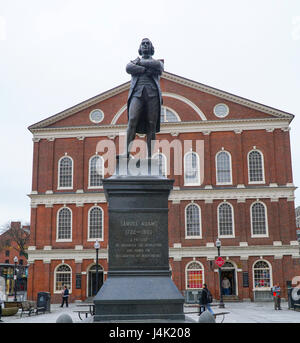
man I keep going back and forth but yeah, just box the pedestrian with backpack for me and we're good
[201,284,214,315]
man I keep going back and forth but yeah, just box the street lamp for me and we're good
[94,240,100,296]
[215,239,225,309]
[13,256,18,302]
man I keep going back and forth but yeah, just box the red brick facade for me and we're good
[27,72,299,303]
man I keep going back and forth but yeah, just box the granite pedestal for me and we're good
[93,158,185,322]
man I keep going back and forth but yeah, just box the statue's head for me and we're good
[138,38,154,56]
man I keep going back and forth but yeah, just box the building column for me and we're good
[169,201,181,246]
[234,129,244,186]
[75,204,84,246]
[237,199,247,243]
[29,207,37,247]
[281,127,293,184]
[266,129,277,184]
[278,200,290,244]
[204,201,214,243]
[46,138,55,191]
[31,138,40,192]
[270,200,281,242]
[44,206,53,247]
[43,262,51,293]
[76,137,85,191]
[273,129,287,185]
[203,131,212,187]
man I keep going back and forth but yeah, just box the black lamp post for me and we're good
[13,256,18,301]
[215,238,225,308]
[94,240,100,295]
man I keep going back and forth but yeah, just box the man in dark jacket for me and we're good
[126,38,164,158]
[60,285,69,308]
[199,284,214,315]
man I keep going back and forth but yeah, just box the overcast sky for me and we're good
[0,0,300,227]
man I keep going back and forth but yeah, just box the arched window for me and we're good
[185,203,201,238]
[218,202,234,237]
[186,262,204,289]
[251,202,268,236]
[88,206,103,240]
[248,150,265,183]
[184,152,200,185]
[58,156,73,189]
[253,260,271,289]
[55,264,72,293]
[160,106,180,123]
[153,152,167,176]
[216,151,232,184]
[57,207,72,241]
[89,155,104,188]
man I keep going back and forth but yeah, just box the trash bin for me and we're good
[37,292,51,312]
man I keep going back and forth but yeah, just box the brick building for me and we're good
[0,222,29,299]
[27,71,299,303]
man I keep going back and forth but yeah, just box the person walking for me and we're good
[272,284,282,310]
[60,285,69,308]
[200,284,214,315]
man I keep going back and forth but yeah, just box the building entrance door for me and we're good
[88,265,103,297]
[221,262,236,296]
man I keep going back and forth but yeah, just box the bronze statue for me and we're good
[125,38,164,158]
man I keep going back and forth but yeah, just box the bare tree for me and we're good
[0,221,30,259]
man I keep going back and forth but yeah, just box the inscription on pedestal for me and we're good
[109,213,169,270]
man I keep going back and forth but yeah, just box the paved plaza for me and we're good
[1,301,300,323]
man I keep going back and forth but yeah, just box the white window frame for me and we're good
[54,263,72,294]
[252,259,273,291]
[217,201,235,238]
[56,206,72,242]
[88,155,104,189]
[87,206,104,242]
[250,201,269,238]
[247,149,265,184]
[152,152,168,177]
[185,203,202,239]
[57,155,73,190]
[160,106,181,123]
[215,150,232,185]
[184,151,201,186]
[185,261,204,290]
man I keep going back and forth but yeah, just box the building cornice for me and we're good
[29,117,291,140]
[169,244,300,260]
[28,185,296,207]
[27,244,299,263]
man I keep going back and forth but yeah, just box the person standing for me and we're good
[222,277,231,295]
[60,285,69,308]
[200,284,214,315]
[272,284,282,310]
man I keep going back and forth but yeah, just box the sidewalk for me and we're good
[0,301,300,323]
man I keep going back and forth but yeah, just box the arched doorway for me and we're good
[220,261,237,296]
[87,264,104,297]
